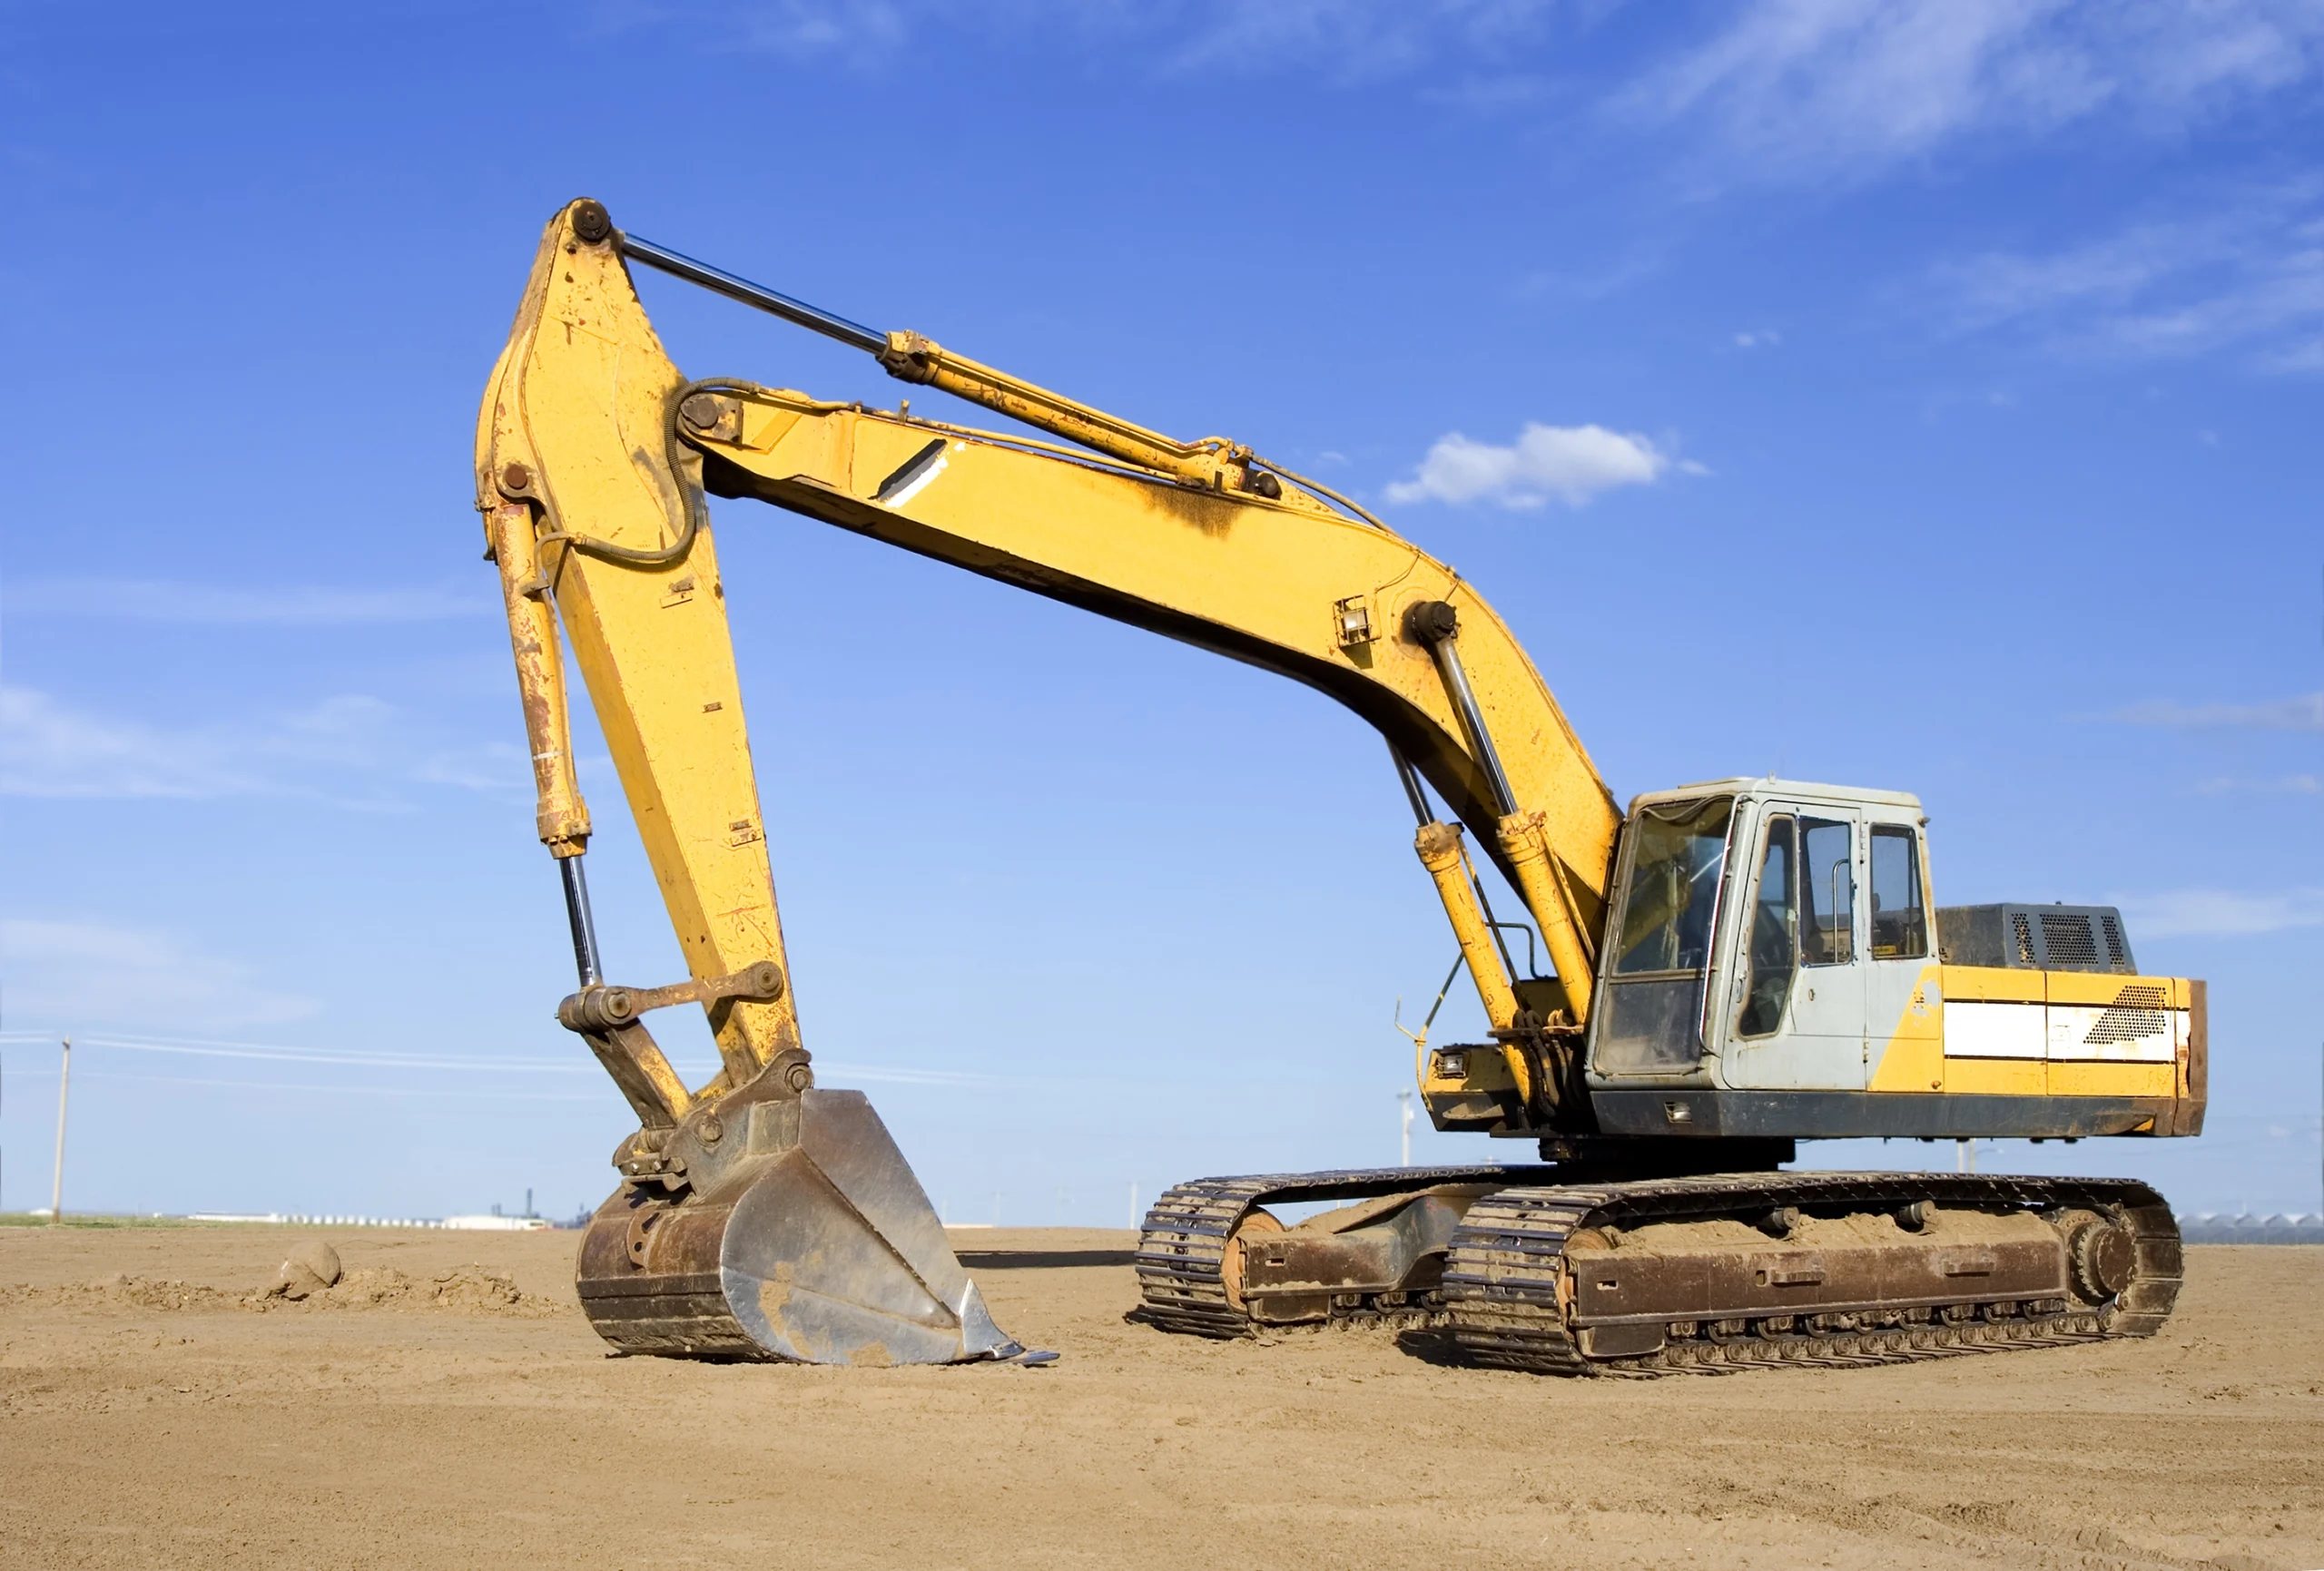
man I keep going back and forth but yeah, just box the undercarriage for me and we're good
[1134,1164,2180,1376]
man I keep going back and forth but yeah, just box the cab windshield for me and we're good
[1612,796,1736,975]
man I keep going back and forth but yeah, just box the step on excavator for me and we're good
[476,199,2203,1373]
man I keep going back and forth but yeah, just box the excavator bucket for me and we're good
[573,1088,1021,1366]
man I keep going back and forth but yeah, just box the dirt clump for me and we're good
[259,1262,557,1316]
[5,1245,558,1319]
[0,1274,243,1312]
[268,1241,342,1300]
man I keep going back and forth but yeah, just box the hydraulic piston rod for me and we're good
[560,854,605,988]
[617,230,887,355]
[1403,601,1518,818]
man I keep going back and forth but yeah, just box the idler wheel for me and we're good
[2070,1220,2135,1301]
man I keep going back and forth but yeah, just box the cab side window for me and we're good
[1737,814,1796,1038]
[1869,826,1928,958]
[1799,818,1855,966]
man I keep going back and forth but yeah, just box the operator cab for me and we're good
[1579,778,2188,1142]
[1588,779,1933,1096]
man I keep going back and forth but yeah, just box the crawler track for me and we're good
[1443,1172,2179,1375]
[1135,1168,2181,1377]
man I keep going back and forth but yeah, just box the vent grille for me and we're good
[1933,902,2139,972]
[2084,983,2170,1045]
[2039,913,2099,968]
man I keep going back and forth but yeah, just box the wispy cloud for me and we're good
[0,918,319,1034]
[1,687,260,797]
[2115,692,2324,731]
[1386,422,1689,509]
[606,2,2324,177]
[0,686,525,802]
[2,578,482,624]
[2113,887,2324,938]
[632,0,1562,78]
[1620,0,2324,186]
[1933,183,2324,369]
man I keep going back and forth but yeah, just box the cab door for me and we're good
[1719,805,1866,1089]
[1862,817,1937,1084]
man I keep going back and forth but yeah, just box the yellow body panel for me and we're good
[2045,971,2191,1008]
[1914,966,2195,1107]
[1939,965,2044,1004]
[2047,1060,2174,1099]
[1944,1056,2049,1096]
[1866,963,1946,1092]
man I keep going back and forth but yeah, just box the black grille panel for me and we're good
[1938,904,2138,973]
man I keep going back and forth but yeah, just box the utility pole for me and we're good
[48,1036,71,1226]
[1398,1090,1413,1167]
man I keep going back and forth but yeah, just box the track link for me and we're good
[1442,1172,2181,1377]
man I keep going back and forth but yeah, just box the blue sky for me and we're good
[2,0,2319,1222]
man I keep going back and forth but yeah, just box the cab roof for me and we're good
[1629,777,1925,813]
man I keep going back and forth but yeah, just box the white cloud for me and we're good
[1,578,481,624]
[1623,0,2324,185]
[1386,422,1679,509]
[2113,888,2324,938]
[2115,692,2324,731]
[0,686,526,803]
[1933,183,2324,369]
[0,918,319,1034]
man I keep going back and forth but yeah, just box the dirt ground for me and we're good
[0,1225,2317,1571]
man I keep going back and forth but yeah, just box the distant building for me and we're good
[2178,1213,2324,1245]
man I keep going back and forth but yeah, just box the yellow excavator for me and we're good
[476,199,2204,1373]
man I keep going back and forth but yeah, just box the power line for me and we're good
[51,1070,611,1102]
[0,1030,1049,1088]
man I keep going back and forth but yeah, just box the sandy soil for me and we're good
[0,1224,2317,1571]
